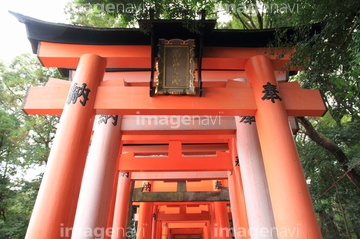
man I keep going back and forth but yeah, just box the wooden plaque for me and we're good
[155,39,196,95]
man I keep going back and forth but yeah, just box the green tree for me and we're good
[0,54,61,238]
[268,2,360,235]
[296,113,360,238]
[266,0,360,189]
[65,0,219,27]
[221,0,273,29]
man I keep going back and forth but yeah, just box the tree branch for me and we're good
[241,11,257,29]
[297,116,360,190]
[251,1,263,29]
[232,12,251,29]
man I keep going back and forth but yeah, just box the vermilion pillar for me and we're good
[235,116,277,239]
[228,139,250,239]
[155,220,162,239]
[111,172,132,239]
[151,205,158,239]
[136,180,154,239]
[227,172,241,239]
[209,203,216,239]
[72,115,122,239]
[25,54,106,239]
[161,223,169,239]
[136,202,154,239]
[106,170,122,239]
[213,202,232,239]
[212,181,231,239]
[245,55,322,238]
[203,222,210,239]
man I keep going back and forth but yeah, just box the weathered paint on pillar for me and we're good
[72,115,122,239]
[235,116,277,239]
[25,54,106,239]
[245,55,322,238]
[111,172,132,239]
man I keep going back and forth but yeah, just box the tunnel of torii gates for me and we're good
[12,12,326,239]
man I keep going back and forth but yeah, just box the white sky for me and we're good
[0,1,230,63]
[0,0,71,62]
[1,0,71,180]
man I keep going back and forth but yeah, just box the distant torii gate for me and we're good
[12,12,326,239]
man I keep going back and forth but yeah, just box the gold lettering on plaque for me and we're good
[155,39,196,95]
[170,48,181,85]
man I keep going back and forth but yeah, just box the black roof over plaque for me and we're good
[10,11,321,54]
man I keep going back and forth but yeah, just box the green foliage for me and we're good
[0,55,60,166]
[65,0,277,29]
[0,176,42,239]
[296,114,360,238]
[65,0,219,27]
[0,54,60,238]
[220,0,273,29]
[270,0,360,120]
[269,6,360,237]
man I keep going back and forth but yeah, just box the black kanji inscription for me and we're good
[141,182,151,192]
[98,115,119,126]
[235,156,240,167]
[261,82,282,103]
[214,180,223,189]
[67,83,91,106]
[239,116,256,125]
[120,172,129,178]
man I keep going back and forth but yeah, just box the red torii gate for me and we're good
[12,12,326,239]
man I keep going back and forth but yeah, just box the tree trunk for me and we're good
[297,116,360,190]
